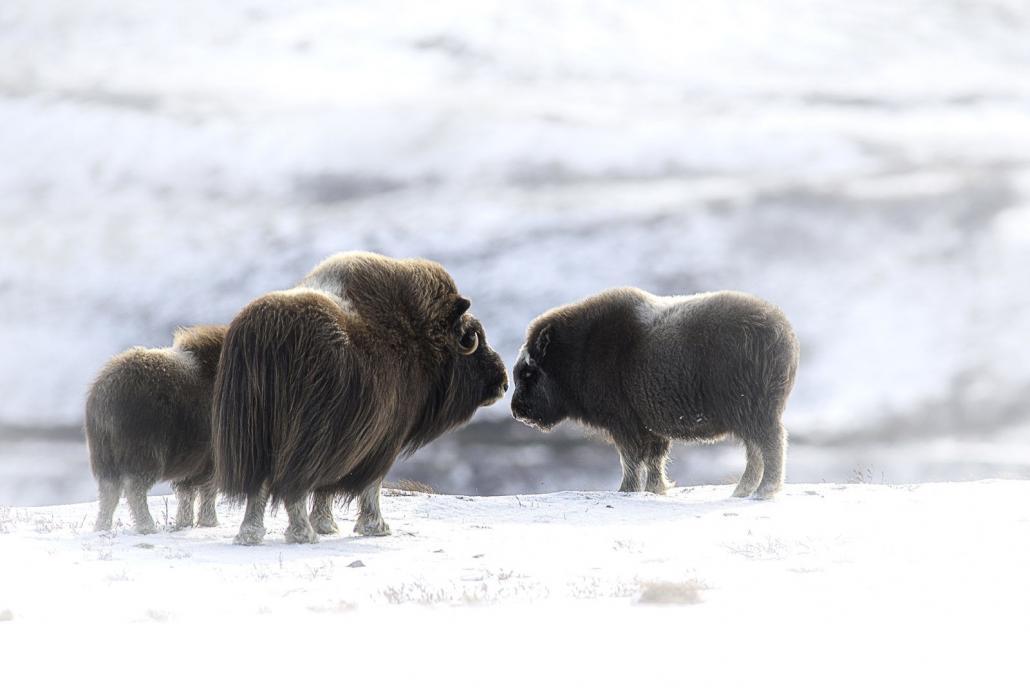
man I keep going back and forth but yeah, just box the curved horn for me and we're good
[458,331,479,356]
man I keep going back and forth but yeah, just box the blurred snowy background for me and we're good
[1,0,1029,505]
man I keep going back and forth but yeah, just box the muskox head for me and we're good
[445,295,508,407]
[511,321,568,431]
[405,290,508,451]
[296,251,510,455]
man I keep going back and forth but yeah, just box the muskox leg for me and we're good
[196,479,219,528]
[354,480,390,536]
[733,440,765,498]
[754,424,787,499]
[617,434,669,494]
[617,453,645,492]
[234,482,269,546]
[644,453,674,495]
[95,478,122,532]
[172,482,196,529]
[309,490,339,535]
[124,476,158,534]
[284,496,319,544]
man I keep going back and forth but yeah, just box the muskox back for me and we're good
[87,348,208,483]
[639,290,799,435]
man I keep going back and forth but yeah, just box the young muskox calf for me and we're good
[86,325,227,533]
[511,289,799,499]
[214,251,508,545]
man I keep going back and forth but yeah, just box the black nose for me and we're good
[502,380,509,393]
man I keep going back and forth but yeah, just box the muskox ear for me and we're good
[448,297,471,325]
[535,324,553,359]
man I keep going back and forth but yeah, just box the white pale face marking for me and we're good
[517,347,534,369]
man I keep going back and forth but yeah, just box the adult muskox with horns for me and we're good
[213,252,508,545]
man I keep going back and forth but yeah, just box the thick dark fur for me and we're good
[213,251,507,544]
[511,288,800,499]
[85,325,227,532]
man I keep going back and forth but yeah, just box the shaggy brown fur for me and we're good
[213,251,507,545]
[86,325,227,533]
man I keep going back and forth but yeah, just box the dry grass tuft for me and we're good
[0,506,14,534]
[637,579,705,605]
[384,479,436,494]
[144,608,170,622]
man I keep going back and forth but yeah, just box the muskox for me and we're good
[511,288,800,499]
[86,325,227,533]
[213,251,508,545]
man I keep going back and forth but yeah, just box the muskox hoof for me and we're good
[731,484,757,498]
[645,480,673,496]
[134,522,158,535]
[196,514,219,528]
[752,485,781,501]
[172,520,193,531]
[354,518,391,537]
[234,524,266,546]
[284,524,319,545]
[310,514,340,536]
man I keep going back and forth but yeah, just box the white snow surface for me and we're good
[1,481,1027,685]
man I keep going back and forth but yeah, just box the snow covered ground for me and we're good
[1,482,1027,685]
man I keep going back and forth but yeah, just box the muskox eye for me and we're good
[458,329,479,356]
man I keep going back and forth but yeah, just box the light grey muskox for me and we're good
[511,288,800,499]
[213,252,508,545]
[86,325,226,533]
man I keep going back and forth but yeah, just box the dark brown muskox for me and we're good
[86,325,226,533]
[511,288,800,499]
[213,251,508,545]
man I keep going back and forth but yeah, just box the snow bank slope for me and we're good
[1,482,1027,685]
